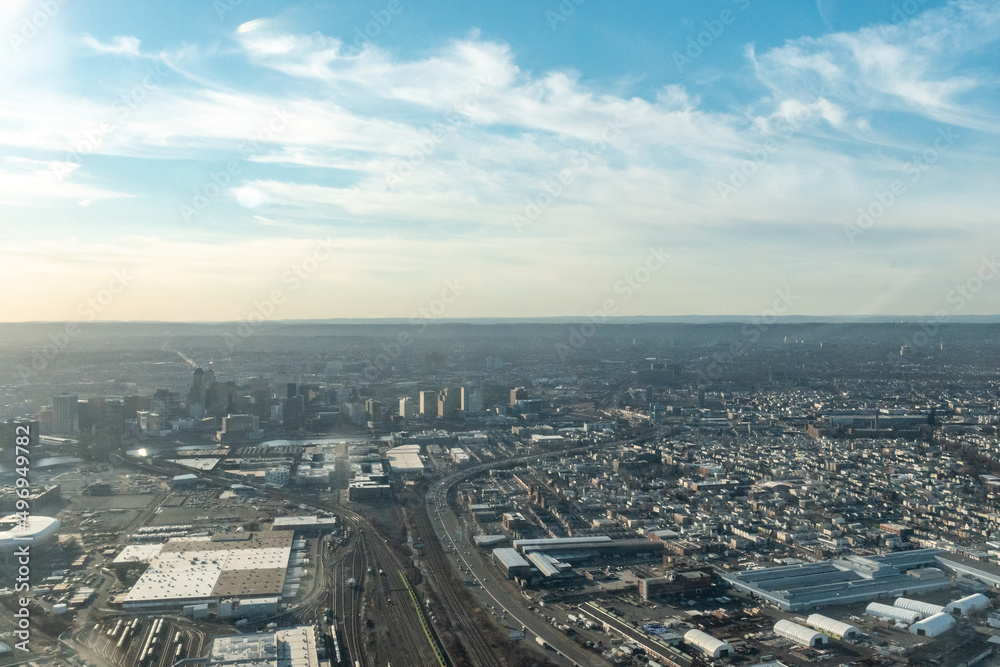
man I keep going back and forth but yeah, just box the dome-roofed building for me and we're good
[946,594,989,616]
[0,515,59,552]
[806,614,861,640]
[683,629,733,658]
[866,602,920,625]
[894,597,946,619]
[774,620,828,647]
[909,612,955,637]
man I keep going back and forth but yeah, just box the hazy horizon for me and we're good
[9,314,1000,325]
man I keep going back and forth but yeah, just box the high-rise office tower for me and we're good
[461,387,482,413]
[437,388,460,419]
[419,390,436,416]
[53,393,79,435]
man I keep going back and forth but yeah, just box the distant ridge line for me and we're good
[5,316,1000,325]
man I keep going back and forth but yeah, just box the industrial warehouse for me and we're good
[17,320,1000,667]
[683,629,733,658]
[722,548,952,611]
[805,614,860,640]
[773,619,828,648]
[207,625,327,667]
[114,531,296,611]
[0,514,60,551]
[861,593,992,637]
[491,536,665,584]
[511,536,665,557]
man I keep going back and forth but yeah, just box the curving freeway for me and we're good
[419,439,654,667]
[408,500,502,667]
[112,434,651,667]
[425,480,604,667]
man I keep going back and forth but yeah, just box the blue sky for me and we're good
[1,0,998,321]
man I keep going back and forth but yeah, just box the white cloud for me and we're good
[753,0,1000,133]
[81,34,143,56]
[1,5,999,318]
[0,157,131,207]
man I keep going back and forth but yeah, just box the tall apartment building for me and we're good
[52,393,79,435]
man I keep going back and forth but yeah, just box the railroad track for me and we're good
[409,501,502,667]
[77,615,211,667]
[323,520,367,666]
[122,456,455,666]
[328,511,440,667]
[355,516,441,667]
[398,571,447,667]
[82,616,147,667]
[426,477,613,667]
[342,538,365,665]
[265,520,429,667]
[418,437,662,667]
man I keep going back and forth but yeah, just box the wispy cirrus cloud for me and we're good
[753,0,1000,134]
[0,157,132,207]
[81,34,143,56]
[0,0,998,320]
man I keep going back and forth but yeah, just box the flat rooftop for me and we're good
[272,515,338,528]
[937,552,1000,583]
[513,536,612,550]
[113,544,164,564]
[123,532,294,605]
[723,548,947,611]
[386,445,425,472]
[493,547,530,569]
[208,625,321,667]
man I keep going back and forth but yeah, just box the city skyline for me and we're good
[2,0,998,321]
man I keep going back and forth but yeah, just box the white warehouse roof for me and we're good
[910,612,955,637]
[774,620,827,647]
[806,614,860,639]
[123,533,293,605]
[683,629,733,658]
[113,544,165,564]
[526,551,565,578]
[492,548,529,570]
[513,536,612,551]
[271,516,338,529]
[209,625,321,667]
[894,597,945,618]
[866,602,920,625]
[386,445,424,473]
[0,515,59,552]
[947,593,989,615]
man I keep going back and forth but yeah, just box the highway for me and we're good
[419,438,655,667]
[425,481,603,667]
[408,499,503,667]
[108,433,653,667]
[293,462,621,667]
